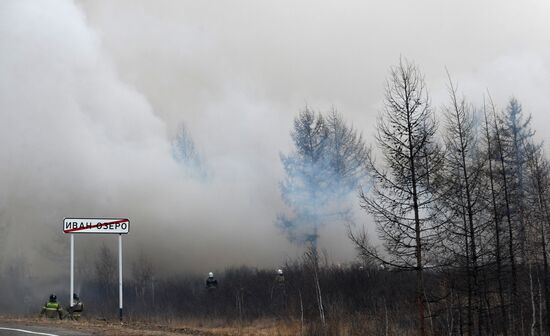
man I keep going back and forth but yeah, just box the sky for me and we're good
[1,0,550,283]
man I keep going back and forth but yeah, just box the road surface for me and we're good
[0,324,90,336]
[0,318,214,335]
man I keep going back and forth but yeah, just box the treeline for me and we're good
[84,251,420,335]
[349,59,550,336]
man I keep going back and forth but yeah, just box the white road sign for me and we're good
[63,218,130,234]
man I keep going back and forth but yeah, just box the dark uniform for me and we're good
[205,272,218,316]
[275,272,285,285]
[206,275,218,290]
[66,293,83,320]
[271,270,287,317]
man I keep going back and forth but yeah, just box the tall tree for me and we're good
[524,140,550,334]
[439,76,486,335]
[350,59,443,336]
[493,98,534,332]
[279,107,368,331]
[491,101,519,317]
[278,107,330,245]
[278,107,368,245]
[500,98,534,261]
[483,97,508,336]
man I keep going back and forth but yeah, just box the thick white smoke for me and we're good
[1,0,550,292]
[0,0,305,286]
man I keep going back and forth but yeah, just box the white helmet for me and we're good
[208,272,214,278]
[277,269,283,275]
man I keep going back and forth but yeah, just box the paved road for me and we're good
[0,325,90,336]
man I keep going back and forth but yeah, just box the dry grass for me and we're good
[191,318,301,336]
[0,314,414,335]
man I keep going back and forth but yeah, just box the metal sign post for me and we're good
[63,218,130,321]
[70,234,74,308]
[118,233,123,321]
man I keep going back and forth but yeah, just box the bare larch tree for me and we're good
[439,74,488,335]
[351,59,443,336]
[483,97,508,336]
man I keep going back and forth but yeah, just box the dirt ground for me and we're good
[0,316,301,336]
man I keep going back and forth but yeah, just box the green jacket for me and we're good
[45,301,60,310]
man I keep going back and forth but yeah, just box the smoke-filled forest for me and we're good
[2,1,550,336]
[4,58,550,336]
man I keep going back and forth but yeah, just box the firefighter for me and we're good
[65,293,83,320]
[272,269,286,295]
[205,272,218,290]
[205,272,218,316]
[275,269,285,284]
[271,269,287,316]
[40,294,63,319]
